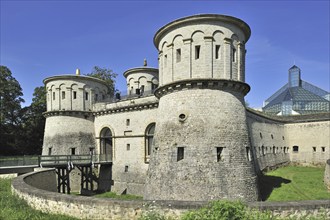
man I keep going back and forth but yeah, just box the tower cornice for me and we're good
[154,79,250,98]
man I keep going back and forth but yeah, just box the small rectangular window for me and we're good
[177,147,184,161]
[176,49,181,63]
[124,165,128,172]
[62,91,65,99]
[126,119,130,126]
[322,147,325,152]
[216,147,223,162]
[195,45,200,59]
[73,91,77,99]
[53,92,55,100]
[313,147,316,152]
[48,148,52,156]
[127,144,130,151]
[215,45,220,59]
[71,148,76,155]
[95,94,98,101]
[293,146,299,152]
[85,92,89,100]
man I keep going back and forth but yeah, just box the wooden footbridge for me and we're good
[0,154,112,194]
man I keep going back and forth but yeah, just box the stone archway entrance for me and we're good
[100,127,113,161]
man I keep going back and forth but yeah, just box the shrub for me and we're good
[181,200,275,220]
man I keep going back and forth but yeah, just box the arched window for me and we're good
[145,123,155,162]
[293,145,299,153]
[100,127,113,161]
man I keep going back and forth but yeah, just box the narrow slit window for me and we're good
[53,92,55,100]
[164,54,167,68]
[95,94,98,101]
[73,91,77,99]
[262,145,265,155]
[322,147,325,152]
[127,144,130,151]
[71,148,76,155]
[232,48,236,62]
[246,147,251,161]
[176,49,181,63]
[126,119,130,126]
[124,166,128,172]
[216,147,223,162]
[215,45,220,59]
[313,147,316,152]
[195,45,200,59]
[62,91,65,99]
[85,92,89,101]
[177,147,184,161]
[48,148,52,156]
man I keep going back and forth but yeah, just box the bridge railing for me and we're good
[0,156,39,167]
[0,154,112,168]
[39,154,112,167]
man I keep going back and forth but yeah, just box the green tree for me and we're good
[19,86,47,155]
[85,66,117,97]
[0,65,25,155]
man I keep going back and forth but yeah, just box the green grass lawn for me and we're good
[259,165,330,201]
[0,178,77,220]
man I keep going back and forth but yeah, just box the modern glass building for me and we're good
[263,65,330,115]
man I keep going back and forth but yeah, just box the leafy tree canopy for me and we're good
[85,66,117,97]
[0,65,25,155]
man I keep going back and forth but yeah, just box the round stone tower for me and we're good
[123,60,159,96]
[144,14,259,201]
[42,71,108,156]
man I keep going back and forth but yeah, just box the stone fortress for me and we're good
[42,14,329,202]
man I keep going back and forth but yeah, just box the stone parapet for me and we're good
[11,169,330,220]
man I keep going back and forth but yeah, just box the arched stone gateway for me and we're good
[100,127,113,160]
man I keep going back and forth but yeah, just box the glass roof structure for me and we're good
[262,65,330,115]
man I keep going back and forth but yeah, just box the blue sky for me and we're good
[1,0,329,108]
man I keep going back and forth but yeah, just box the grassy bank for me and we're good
[260,165,330,201]
[0,178,77,220]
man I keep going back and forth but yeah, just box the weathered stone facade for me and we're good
[41,14,329,202]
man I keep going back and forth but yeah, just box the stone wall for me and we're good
[145,88,258,202]
[42,114,96,155]
[23,168,57,192]
[285,120,329,165]
[246,110,290,173]
[12,170,330,220]
[94,96,159,196]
